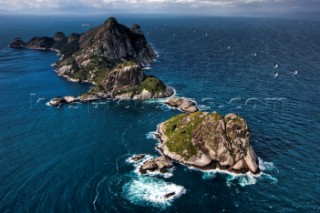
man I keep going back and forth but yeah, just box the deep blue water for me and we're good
[0,15,320,212]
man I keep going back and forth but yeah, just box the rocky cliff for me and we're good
[156,112,260,174]
[9,17,172,100]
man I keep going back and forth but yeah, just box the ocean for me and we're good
[0,15,319,212]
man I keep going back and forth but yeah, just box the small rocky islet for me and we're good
[10,17,260,178]
[132,112,260,176]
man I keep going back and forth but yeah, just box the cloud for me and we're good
[0,0,319,14]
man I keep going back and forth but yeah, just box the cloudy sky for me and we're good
[0,0,319,15]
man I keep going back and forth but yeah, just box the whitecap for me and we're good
[290,70,298,75]
[199,168,258,187]
[122,176,186,208]
[195,158,277,187]
[146,131,157,139]
[143,66,152,70]
[198,104,211,111]
[93,176,107,210]
[258,157,275,171]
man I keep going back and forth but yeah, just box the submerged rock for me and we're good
[165,97,198,113]
[156,112,260,174]
[164,192,176,199]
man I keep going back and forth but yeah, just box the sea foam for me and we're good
[122,176,186,208]
[199,157,278,187]
[145,131,158,140]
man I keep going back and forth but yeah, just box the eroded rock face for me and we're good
[157,112,260,174]
[52,17,156,83]
[103,63,144,97]
[165,97,198,113]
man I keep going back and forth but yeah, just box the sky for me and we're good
[0,0,319,16]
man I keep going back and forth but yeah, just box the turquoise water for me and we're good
[0,15,319,212]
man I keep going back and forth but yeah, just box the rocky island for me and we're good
[9,17,174,102]
[135,112,260,175]
[10,17,260,176]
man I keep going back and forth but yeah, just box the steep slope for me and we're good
[9,17,173,100]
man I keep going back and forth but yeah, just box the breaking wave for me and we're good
[200,158,278,187]
[122,176,186,208]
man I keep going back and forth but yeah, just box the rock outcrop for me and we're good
[131,154,145,162]
[139,156,173,174]
[8,38,26,48]
[9,17,173,101]
[165,97,198,113]
[49,96,78,106]
[49,97,65,106]
[156,112,260,174]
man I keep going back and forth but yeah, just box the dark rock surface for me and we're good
[8,38,26,48]
[164,192,176,199]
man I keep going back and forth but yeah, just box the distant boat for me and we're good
[205,33,208,37]
[291,70,298,75]
[274,72,279,78]
[274,64,278,69]
[227,46,231,50]
[82,23,90,27]
[253,53,257,57]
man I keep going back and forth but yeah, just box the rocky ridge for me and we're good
[9,17,172,101]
